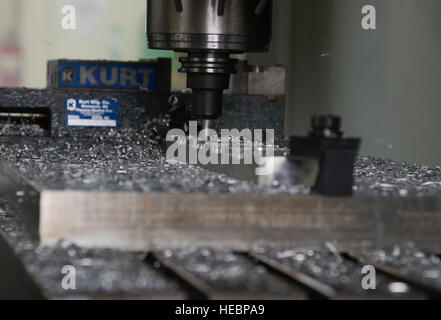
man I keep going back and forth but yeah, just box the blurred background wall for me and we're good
[0,0,440,165]
[0,0,186,89]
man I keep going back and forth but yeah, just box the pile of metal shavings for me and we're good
[361,243,441,290]
[0,120,47,137]
[354,156,441,197]
[20,242,182,298]
[252,243,426,298]
[157,247,305,298]
[0,200,35,246]
[0,202,181,298]
[0,124,309,195]
[0,88,163,139]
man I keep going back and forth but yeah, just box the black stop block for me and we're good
[291,136,361,196]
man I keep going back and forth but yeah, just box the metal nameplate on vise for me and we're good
[47,58,171,92]
[65,98,120,128]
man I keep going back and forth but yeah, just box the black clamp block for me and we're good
[291,115,361,196]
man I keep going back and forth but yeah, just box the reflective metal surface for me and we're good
[147,0,272,52]
[146,0,273,121]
